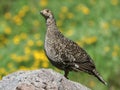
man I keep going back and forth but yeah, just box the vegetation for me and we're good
[0,0,120,90]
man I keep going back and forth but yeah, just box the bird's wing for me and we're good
[55,35,96,73]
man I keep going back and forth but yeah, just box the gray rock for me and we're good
[0,69,90,90]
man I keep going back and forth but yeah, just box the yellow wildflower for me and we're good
[13,35,20,45]
[89,80,96,87]
[112,19,116,25]
[27,40,34,47]
[7,63,14,69]
[33,50,42,60]
[23,55,29,61]
[4,27,11,35]
[14,55,29,62]
[76,4,90,15]
[111,45,119,57]
[42,62,49,68]
[83,36,97,45]
[112,19,120,27]
[36,40,43,46]
[0,34,8,46]
[24,47,31,55]
[4,12,11,20]
[67,12,74,19]
[18,10,25,18]
[16,56,23,62]
[0,75,2,80]
[104,46,110,53]
[13,15,22,25]
[61,6,68,13]
[112,51,118,57]
[81,6,90,15]
[0,68,6,74]
[33,50,47,61]
[19,66,29,70]
[59,13,65,20]
[10,53,17,60]
[66,29,74,36]
[18,6,29,18]
[57,20,63,27]
[33,20,40,27]
[114,45,119,51]
[40,51,48,61]
[22,5,29,12]
[40,0,48,7]
[18,55,28,62]
[32,58,40,69]
[20,33,28,40]
[101,22,109,30]
[111,0,119,6]
[34,34,40,40]
[76,41,84,47]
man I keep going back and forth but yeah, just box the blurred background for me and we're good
[0,0,120,90]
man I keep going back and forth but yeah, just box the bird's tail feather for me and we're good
[92,69,107,85]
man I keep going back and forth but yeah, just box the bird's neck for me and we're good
[46,18,57,30]
[45,17,60,40]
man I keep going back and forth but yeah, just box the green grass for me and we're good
[0,0,120,90]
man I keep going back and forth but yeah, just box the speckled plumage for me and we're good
[40,9,107,85]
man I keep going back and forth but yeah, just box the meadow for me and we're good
[0,0,120,90]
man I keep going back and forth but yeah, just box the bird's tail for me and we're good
[92,69,107,85]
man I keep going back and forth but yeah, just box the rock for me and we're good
[0,69,90,90]
[16,83,35,90]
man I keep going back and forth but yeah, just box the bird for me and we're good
[40,9,107,85]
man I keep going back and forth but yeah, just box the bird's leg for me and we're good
[64,70,69,79]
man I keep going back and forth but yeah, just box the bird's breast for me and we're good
[44,37,57,59]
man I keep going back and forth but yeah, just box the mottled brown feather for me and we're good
[40,9,107,85]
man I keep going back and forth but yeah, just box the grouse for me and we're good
[40,9,107,85]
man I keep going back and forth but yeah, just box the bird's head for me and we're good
[40,9,53,20]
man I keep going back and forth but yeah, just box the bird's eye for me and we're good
[46,10,49,13]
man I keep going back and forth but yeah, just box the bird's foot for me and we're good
[64,70,69,79]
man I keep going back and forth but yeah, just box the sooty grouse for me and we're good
[40,9,107,85]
